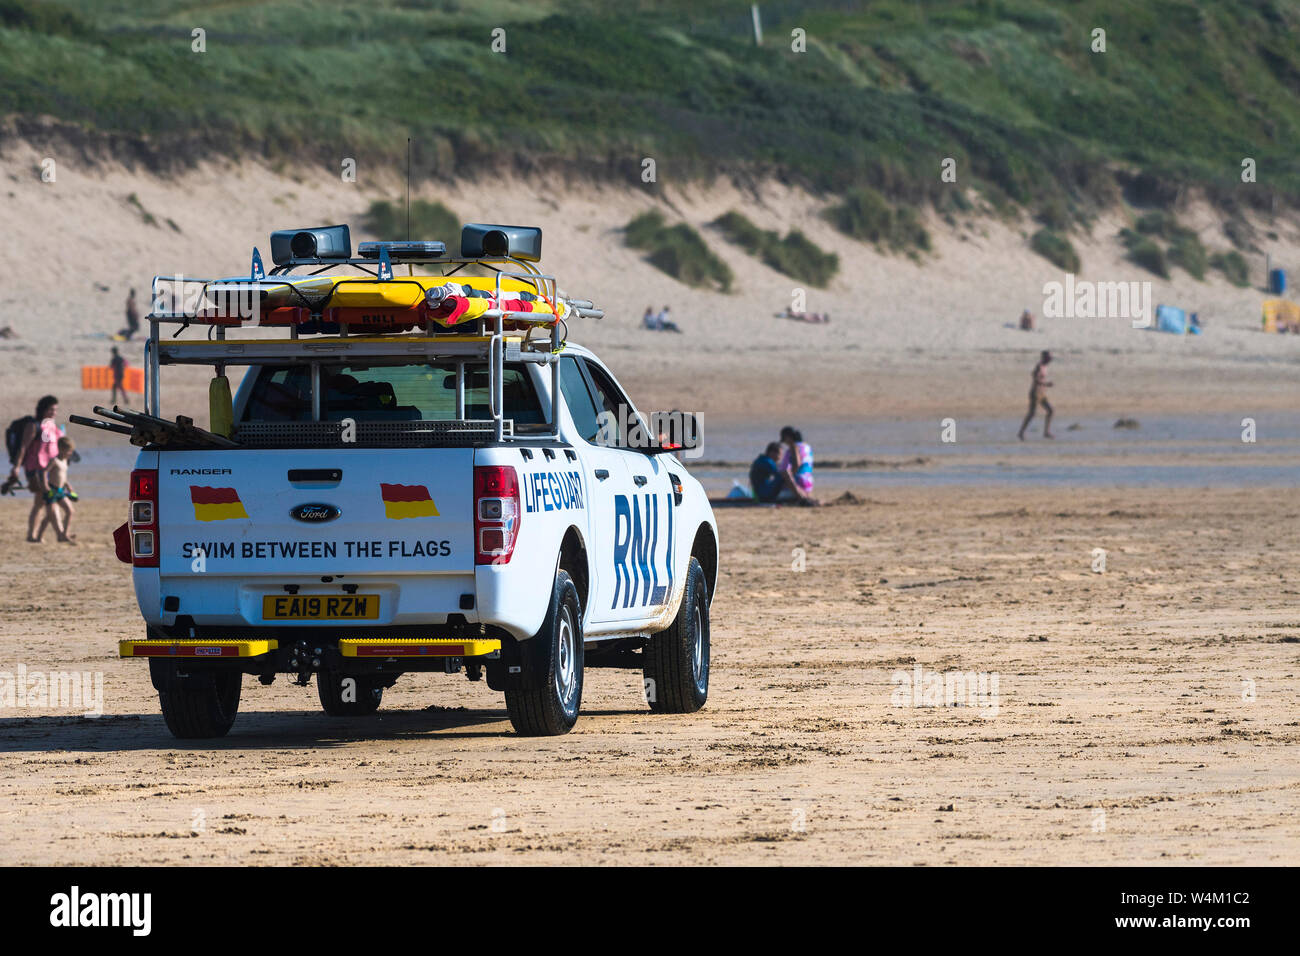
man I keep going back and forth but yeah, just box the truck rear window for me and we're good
[241,362,546,425]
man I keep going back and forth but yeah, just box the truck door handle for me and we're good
[633,475,648,486]
[288,469,342,482]
[594,469,610,480]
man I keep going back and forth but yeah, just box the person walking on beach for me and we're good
[110,346,127,406]
[119,288,140,341]
[8,395,61,542]
[1018,350,1055,440]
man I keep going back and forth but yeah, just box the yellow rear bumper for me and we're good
[120,639,278,659]
[338,638,501,659]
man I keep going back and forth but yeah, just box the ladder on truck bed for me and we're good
[136,251,603,448]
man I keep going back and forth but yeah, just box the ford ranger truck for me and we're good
[117,344,718,739]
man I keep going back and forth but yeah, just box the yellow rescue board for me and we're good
[326,275,546,308]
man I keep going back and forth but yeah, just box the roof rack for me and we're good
[131,223,604,446]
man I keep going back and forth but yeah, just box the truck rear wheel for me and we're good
[505,569,583,736]
[317,671,385,716]
[158,668,242,739]
[644,557,710,714]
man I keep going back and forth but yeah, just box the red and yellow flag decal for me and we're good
[381,483,438,519]
[190,485,249,522]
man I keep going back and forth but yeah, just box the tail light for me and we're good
[474,465,519,565]
[129,469,159,567]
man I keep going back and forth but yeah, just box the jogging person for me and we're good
[1018,350,1055,440]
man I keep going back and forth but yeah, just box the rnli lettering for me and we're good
[611,492,673,609]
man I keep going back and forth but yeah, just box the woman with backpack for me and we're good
[7,395,62,542]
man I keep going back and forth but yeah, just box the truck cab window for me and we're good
[241,362,545,425]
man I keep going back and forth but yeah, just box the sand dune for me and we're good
[2,141,1299,431]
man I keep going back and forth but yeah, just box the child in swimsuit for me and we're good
[43,436,78,544]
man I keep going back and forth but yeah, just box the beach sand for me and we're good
[0,488,1297,865]
[1,151,1297,865]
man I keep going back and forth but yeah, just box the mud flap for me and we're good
[148,658,223,693]
[485,635,541,692]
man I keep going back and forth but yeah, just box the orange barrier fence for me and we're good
[81,366,144,393]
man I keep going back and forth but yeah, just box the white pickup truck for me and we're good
[86,224,718,739]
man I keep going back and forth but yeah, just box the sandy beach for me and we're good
[1,488,1296,865]
[1,152,1298,866]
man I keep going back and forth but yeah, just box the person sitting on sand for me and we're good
[779,426,819,506]
[42,436,78,545]
[656,305,681,333]
[749,442,784,502]
[642,306,661,331]
[1019,308,1035,331]
[1018,350,1055,440]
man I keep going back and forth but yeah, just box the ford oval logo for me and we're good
[291,503,340,523]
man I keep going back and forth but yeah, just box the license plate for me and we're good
[262,594,380,620]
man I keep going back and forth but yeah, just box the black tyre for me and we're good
[317,670,385,716]
[505,569,583,736]
[158,668,242,739]
[644,556,710,713]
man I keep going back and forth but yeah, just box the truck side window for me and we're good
[559,357,601,442]
[582,360,639,446]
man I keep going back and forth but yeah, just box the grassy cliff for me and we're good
[4,0,1300,222]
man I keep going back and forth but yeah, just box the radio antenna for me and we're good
[405,136,411,241]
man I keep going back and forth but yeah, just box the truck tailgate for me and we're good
[157,448,473,576]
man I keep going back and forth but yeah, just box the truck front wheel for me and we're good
[505,569,584,736]
[644,556,710,713]
[157,668,242,739]
[317,671,385,716]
